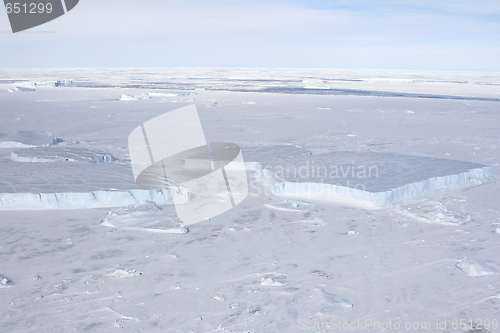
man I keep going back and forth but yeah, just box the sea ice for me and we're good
[0,68,499,332]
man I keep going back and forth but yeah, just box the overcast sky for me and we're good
[1,0,499,70]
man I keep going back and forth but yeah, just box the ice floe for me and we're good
[101,201,188,233]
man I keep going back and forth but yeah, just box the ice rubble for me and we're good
[257,273,287,287]
[101,201,188,234]
[0,274,12,288]
[120,93,150,101]
[7,86,35,93]
[456,259,496,277]
[108,269,144,278]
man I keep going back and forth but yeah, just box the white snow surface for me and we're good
[0,68,499,332]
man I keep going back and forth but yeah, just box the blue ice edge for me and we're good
[0,163,494,210]
[249,162,494,208]
[0,188,189,210]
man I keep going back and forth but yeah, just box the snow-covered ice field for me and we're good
[0,68,499,332]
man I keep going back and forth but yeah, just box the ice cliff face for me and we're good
[0,188,189,210]
[0,162,493,210]
[251,163,494,208]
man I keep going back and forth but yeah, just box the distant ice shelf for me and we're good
[11,147,115,163]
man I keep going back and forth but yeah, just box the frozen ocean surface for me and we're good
[0,68,499,333]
